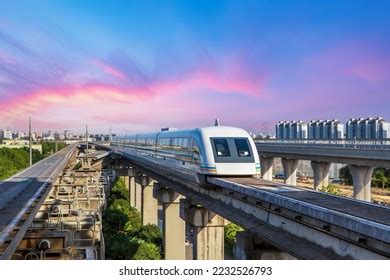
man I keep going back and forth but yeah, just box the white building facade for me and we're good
[346,117,390,139]
[308,120,344,139]
[276,121,308,139]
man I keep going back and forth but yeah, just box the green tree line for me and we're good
[103,177,162,260]
[0,142,66,180]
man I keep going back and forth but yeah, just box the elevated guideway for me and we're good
[112,147,390,259]
[0,144,77,259]
[255,139,390,167]
[208,177,389,258]
[255,139,390,200]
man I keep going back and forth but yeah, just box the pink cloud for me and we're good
[0,60,266,132]
[92,59,127,81]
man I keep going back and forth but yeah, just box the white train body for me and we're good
[111,126,260,184]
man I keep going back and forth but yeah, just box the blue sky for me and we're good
[0,0,389,133]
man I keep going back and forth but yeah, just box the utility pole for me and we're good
[29,116,32,166]
[86,124,89,154]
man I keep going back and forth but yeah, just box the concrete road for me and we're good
[0,145,75,259]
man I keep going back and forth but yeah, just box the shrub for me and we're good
[224,223,244,257]
[132,242,161,260]
[137,224,162,246]
[320,184,341,195]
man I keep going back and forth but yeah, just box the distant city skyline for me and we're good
[0,1,389,133]
[2,115,390,136]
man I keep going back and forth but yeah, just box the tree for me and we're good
[109,177,128,201]
[40,141,66,156]
[0,147,30,180]
[224,223,244,257]
[339,166,352,185]
[104,233,138,260]
[103,208,131,234]
[132,242,161,260]
[105,199,141,234]
[137,224,162,246]
[372,168,388,189]
[103,178,162,260]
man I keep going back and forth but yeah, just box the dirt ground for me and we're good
[274,178,390,205]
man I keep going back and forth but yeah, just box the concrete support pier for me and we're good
[139,176,158,226]
[128,176,136,207]
[311,161,331,190]
[134,178,142,212]
[123,168,136,208]
[350,165,374,202]
[281,158,299,186]
[153,185,185,260]
[234,231,296,260]
[180,199,225,260]
[260,156,274,181]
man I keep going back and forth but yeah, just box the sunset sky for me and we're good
[0,0,389,134]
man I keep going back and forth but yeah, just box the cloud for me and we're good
[0,30,34,56]
[92,59,127,81]
[0,54,266,132]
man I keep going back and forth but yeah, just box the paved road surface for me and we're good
[0,145,75,259]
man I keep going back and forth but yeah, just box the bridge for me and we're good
[256,139,390,202]
[0,140,389,260]
[110,143,389,260]
[0,144,77,259]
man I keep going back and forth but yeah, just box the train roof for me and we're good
[113,126,251,139]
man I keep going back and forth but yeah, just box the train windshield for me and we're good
[234,138,251,157]
[213,139,231,157]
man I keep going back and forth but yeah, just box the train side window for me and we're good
[182,138,190,153]
[191,138,201,161]
[173,138,179,149]
[213,139,230,157]
[182,138,189,149]
[178,138,184,150]
[234,138,251,157]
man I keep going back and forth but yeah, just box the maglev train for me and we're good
[111,126,260,184]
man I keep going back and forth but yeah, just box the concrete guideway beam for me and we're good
[115,166,136,177]
[281,158,299,186]
[234,231,296,260]
[311,161,331,190]
[153,185,185,260]
[180,199,225,260]
[260,156,274,181]
[207,177,389,259]
[109,157,389,259]
[350,165,374,202]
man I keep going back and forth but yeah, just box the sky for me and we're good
[0,0,389,134]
